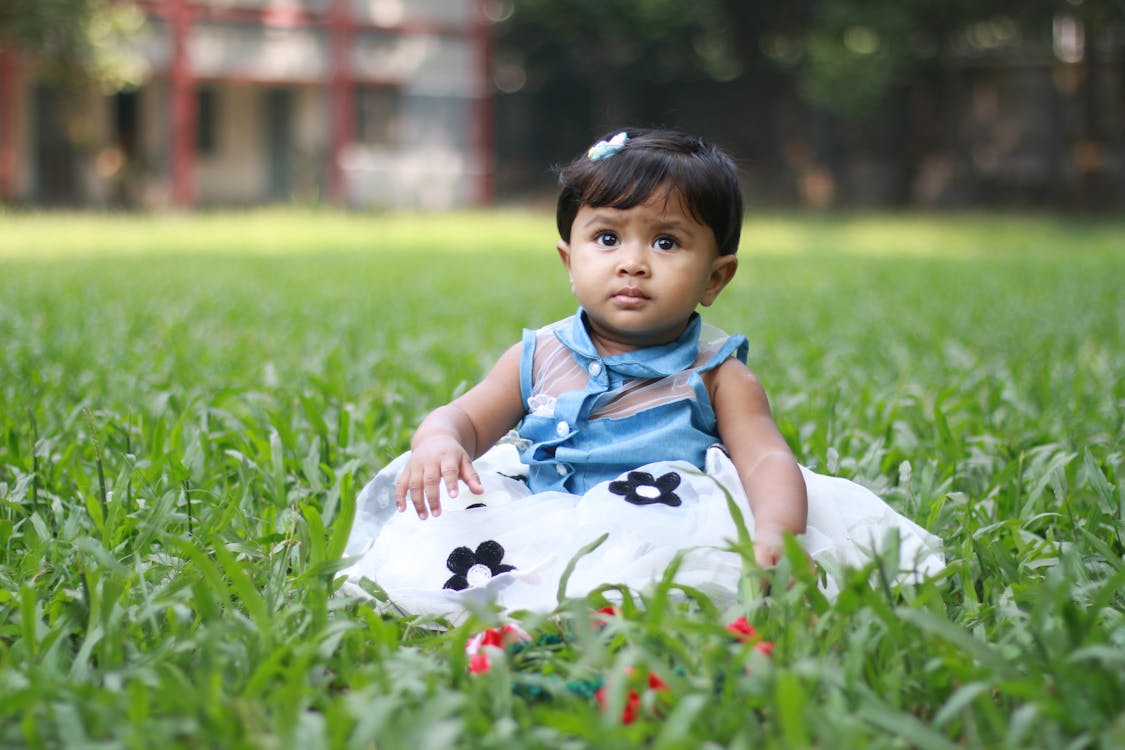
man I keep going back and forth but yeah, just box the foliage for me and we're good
[785,0,919,117]
[502,0,1125,118]
[1,209,1124,748]
[500,0,736,83]
[0,0,147,91]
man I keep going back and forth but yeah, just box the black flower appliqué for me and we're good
[609,471,683,507]
[443,540,516,591]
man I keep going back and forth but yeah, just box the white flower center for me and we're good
[466,564,493,587]
[635,485,662,499]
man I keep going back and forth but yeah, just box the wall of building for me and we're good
[196,85,265,203]
[342,30,480,208]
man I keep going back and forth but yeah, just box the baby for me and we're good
[341,128,943,615]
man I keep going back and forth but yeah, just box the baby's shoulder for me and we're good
[702,356,765,403]
[694,322,749,372]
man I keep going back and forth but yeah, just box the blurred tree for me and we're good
[503,0,1123,120]
[496,0,739,131]
[732,0,1070,116]
[0,0,147,91]
[496,0,1124,206]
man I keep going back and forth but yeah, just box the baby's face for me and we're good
[556,189,736,354]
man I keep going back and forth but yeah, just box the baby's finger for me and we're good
[753,545,781,595]
[428,459,460,516]
[417,465,444,520]
[401,481,421,515]
[460,455,484,494]
[440,456,462,503]
[396,465,423,512]
[394,473,409,511]
[755,546,782,569]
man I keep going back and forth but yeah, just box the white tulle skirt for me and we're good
[337,444,944,616]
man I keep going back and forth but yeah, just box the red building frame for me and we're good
[0,48,20,200]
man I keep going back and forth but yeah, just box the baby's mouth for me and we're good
[611,287,650,307]
[613,287,648,299]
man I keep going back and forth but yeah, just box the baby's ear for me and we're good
[700,255,738,306]
[556,239,572,271]
[556,240,575,292]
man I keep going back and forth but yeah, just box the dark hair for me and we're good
[556,128,744,255]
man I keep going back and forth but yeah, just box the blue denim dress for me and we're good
[516,310,747,494]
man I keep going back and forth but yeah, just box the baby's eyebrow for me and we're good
[649,219,704,239]
[577,211,624,231]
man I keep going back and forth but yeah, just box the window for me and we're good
[355,86,399,147]
[197,88,218,155]
[114,91,139,157]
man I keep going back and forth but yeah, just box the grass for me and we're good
[1,208,1123,749]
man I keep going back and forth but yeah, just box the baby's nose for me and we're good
[616,245,650,275]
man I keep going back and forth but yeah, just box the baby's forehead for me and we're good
[576,192,717,246]
[588,184,704,224]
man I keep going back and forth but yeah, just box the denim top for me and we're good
[516,309,749,494]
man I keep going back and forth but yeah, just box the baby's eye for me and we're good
[595,231,619,247]
[653,236,679,252]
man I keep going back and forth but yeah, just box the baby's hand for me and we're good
[753,539,784,570]
[394,436,484,519]
[752,523,788,571]
[752,526,815,593]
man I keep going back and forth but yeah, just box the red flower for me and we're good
[725,616,758,643]
[595,668,668,724]
[596,686,643,724]
[726,616,775,666]
[468,651,491,674]
[478,629,504,649]
[593,605,620,629]
[621,689,642,724]
[465,623,530,674]
[466,624,529,654]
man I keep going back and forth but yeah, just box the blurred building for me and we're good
[0,0,493,209]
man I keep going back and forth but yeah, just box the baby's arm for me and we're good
[395,343,526,519]
[709,359,808,569]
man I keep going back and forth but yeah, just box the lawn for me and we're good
[1,209,1123,749]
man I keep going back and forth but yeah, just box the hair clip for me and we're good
[587,132,629,161]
